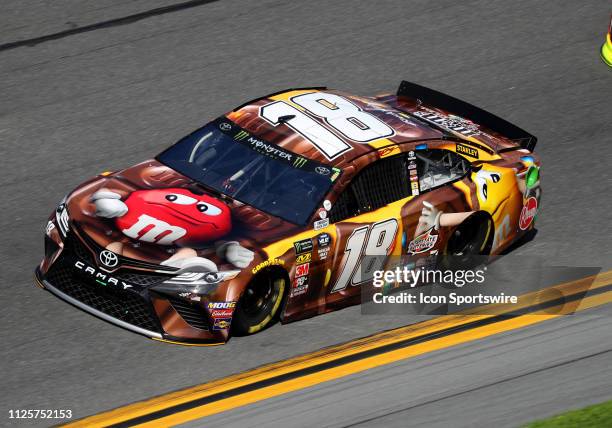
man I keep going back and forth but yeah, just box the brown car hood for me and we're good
[65,160,303,267]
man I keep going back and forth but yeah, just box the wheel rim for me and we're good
[447,216,492,266]
[241,276,279,319]
[451,227,479,256]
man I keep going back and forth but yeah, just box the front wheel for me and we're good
[232,273,286,335]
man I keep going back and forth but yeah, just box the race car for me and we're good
[36,81,541,344]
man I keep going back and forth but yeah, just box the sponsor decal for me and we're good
[323,200,332,211]
[295,263,310,277]
[330,167,342,182]
[408,160,417,170]
[377,146,400,158]
[207,302,236,330]
[291,275,309,297]
[213,318,232,330]
[318,210,328,219]
[296,253,312,264]
[74,260,133,289]
[121,213,187,245]
[210,309,234,318]
[407,150,416,160]
[248,136,293,161]
[407,228,438,254]
[97,188,233,253]
[99,250,119,268]
[314,218,329,230]
[223,119,335,178]
[252,258,285,274]
[207,301,236,310]
[411,181,420,196]
[413,109,480,137]
[317,233,331,248]
[234,130,249,141]
[456,143,479,159]
[293,156,307,168]
[294,238,313,254]
[519,197,538,230]
[318,247,330,260]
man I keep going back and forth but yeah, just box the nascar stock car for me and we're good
[36,81,541,344]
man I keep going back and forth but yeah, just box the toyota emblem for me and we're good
[99,250,119,268]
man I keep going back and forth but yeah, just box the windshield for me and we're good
[156,118,341,225]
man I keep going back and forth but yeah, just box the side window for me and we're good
[417,149,470,192]
[330,155,410,222]
[329,148,471,223]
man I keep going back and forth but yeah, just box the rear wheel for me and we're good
[232,273,286,335]
[443,212,493,270]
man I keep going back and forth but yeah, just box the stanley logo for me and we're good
[456,143,479,159]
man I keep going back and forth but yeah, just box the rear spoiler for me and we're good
[397,81,537,152]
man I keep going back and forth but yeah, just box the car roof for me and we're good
[224,87,445,168]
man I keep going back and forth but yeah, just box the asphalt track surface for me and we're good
[0,0,610,426]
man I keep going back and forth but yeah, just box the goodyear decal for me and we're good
[252,258,285,274]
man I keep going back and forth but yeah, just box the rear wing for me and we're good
[397,81,537,152]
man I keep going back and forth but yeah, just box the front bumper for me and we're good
[36,232,232,345]
[35,268,162,339]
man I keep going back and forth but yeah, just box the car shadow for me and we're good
[501,228,538,255]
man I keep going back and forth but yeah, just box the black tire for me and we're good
[442,211,493,270]
[232,272,286,335]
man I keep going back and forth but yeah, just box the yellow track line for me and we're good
[63,270,612,427]
[136,290,612,427]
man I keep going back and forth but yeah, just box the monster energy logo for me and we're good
[330,167,341,182]
[293,156,307,168]
[235,130,249,141]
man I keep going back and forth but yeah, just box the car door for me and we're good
[324,153,411,308]
[324,147,476,305]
